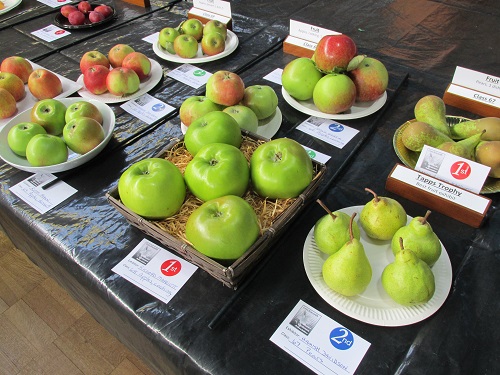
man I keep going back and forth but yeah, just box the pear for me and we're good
[314,199,360,255]
[437,130,485,161]
[475,140,500,178]
[391,210,441,267]
[322,213,372,296]
[402,121,453,152]
[450,117,500,141]
[359,188,407,240]
[382,238,435,306]
[414,95,451,136]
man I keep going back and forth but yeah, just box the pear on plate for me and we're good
[402,121,453,152]
[414,95,451,136]
[475,140,500,178]
[391,210,441,267]
[450,117,500,141]
[314,199,360,255]
[382,238,435,306]
[437,130,485,161]
[359,188,407,241]
[322,213,372,297]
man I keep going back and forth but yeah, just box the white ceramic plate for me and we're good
[152,30,238,64]
[0,0,22,15]
[0,98,115,173]
[180,107,282,139]
[0,61,83,129]
[282,87,387,120]
[303,205,452,327]
[76,59,163,103]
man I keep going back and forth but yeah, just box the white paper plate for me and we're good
[282,87,387,120]
[0,0,22,15]
[152,30,238,64]
[303,205,452,327]
[0,61,83,129]
[0,98,115,173]
[76,59,163,103]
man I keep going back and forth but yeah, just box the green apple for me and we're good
[179,95,221,127]
[106,67,140,97]
[118,158,186,220]
[65,101,103,124]
[180,18,204,41]
[158,27,180,54]
[250,138,313,199]
[30,98,67,135]
[348,56,388,102]
[173,34,199,59]
[241,85,278,120]
[281,57,323,101]
[25,134,68,167]
[313,73,356,114]
[223,105,259,133]
[7,122,47,157]
[185,195,260,263]
[184,111,242,156]
[203,20,227,39]
[201,32,225,56]
[184,143,249,201]
[63,117,105,155]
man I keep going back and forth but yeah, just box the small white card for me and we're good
[37,0,72,8]
[121,94,175,125]
[302,145,330,164]
[270,300,370,375]
[143,32,159,44]
[167,64,212,89]
[446,84,500,109]
[416,145,490,194]
[10,173,77,214]
[264,68,283,85]
[31,25,70,42]
[193,0,231,17]
[452,66,500,98]
[297,117,359,149]
[112,239,197,305]
[289,20,339,43]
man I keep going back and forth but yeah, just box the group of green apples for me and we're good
[281,34,389,114]
[7,99,105,166]
[315,188,442,306]
[158,18,228,58]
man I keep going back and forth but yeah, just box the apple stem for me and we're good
[365,187,379,202]
[348,212,357,240]
[399,237,404,251]
[316,199,337,220]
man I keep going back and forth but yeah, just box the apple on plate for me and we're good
[68,11,85,26]
[313,73,356,114]
[0,88,17,119]
[222,105,259,133]
[83,65,110,95]
[63,117,105,154]
[8,122,47,157]
[94,4,113,18]
[185,195,260,263]
[179,95,221,127]
[281,57,323,101]
[65,101,103,124]
[30,98,67,136]
[158,27,180,54]
[173,34,198,59]
[121,52,151,81]
[1,56,33,84]
[203,20,227,40]
[77,1,91,14]
[25,134,68,167]
[250,138,313,199]
[241,85,278,120]
[28,69,63,100]
[118,158,186,220]
[184,111,242,156]
[106,67,140,97]
[201,32,225,56]
[0,72,25,102]
[184,142,250,201]
[60,4,78,18]
[80,50,110,74]
[312,34,357,73]
[108,44,135,68]
[348,56,388,102]
[180,18,204,41]
[89,11,105,23]
[205,70,245,107]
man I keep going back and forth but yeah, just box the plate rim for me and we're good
[0,0,22,15]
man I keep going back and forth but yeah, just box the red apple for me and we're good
[77,1,92,14]
[89,11,105,23]
[313,34,357,73]
[83,65,110,94]
[348,57,389,102]
[28,69,63,100]
[108,44,135,68]
[121,52,151,81]
[68,11,85,25]
[106,67,140,96]
[1,56,33,83]
[80,50,109,74]
[94,4,113,18]
[0,88,17,119]
[0,72,25,102]
[205,70,245,107]
[60,4,78,18]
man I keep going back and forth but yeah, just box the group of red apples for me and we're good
[60,1,113,26]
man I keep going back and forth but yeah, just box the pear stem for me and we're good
[365,187,379,202]
[316,199,337,220]
[419,210,432,225]
[348,212,357,240]
[399,237,404,251]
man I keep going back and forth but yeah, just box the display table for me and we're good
[1,1,499,374]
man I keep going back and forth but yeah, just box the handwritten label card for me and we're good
[167,64,212,89]
[297,117,359,149]
[31,25,70,42]
[271,300,370,375]
[121,94,175,125]
[190,0,231,24]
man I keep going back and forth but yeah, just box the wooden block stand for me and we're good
[443,84,500,118]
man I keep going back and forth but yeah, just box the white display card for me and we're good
[193,0,231,17]
[167,64,212,89]
[142,32,159,44]
[270,300,370,375]
[451,66,500,98]
[121,94,175,125]
[112,239,198,305]
[263,68,283,85]
[10,173,77,214]
[297,117,359,149]
[302,145,330,164]
[31,25,70,42]
[289,20,339,44]
[446,84,500,109]
[37,0,71,7]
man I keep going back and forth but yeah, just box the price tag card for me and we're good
[297,117,359,149]
[112,239,198,305]
[451,66,500,98]
[10,173,77,214]
[31,25,70,42]
[121,94,175,125]
[167,64,212,89]
[37,0,72,7]
[263,68,283,85]
[142,31,159,44]
[270,300,370,375]
[415,145,490,194]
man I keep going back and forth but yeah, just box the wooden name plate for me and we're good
[283,36,315,58]
[122,0,150,8]
[443,83,500,118]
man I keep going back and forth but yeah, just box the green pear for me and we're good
[437,130,485,160]
[450,117,500,141]
[359,188,407,240]
[314,199,360,255]
[402,121,453,152]
[322,213,372,296]
[391,210,441,267]
[382,238,435,306]
[475,140,500,178]
[414,95,451,136]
